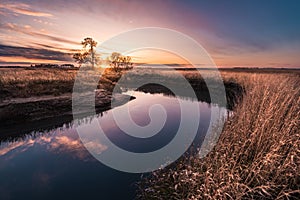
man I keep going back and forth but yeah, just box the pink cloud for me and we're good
[0,3,52,17]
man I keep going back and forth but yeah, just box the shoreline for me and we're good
[0,91,134,140]
[0,68,245,140]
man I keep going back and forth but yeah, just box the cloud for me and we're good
[0,44,72,61]
[0,22,78,46]
[33,18,54,26]
[0,2,52,17]
[31,32,78,45]
[0,140,27,156]
[33,43,78,53]
[0,129,93,161]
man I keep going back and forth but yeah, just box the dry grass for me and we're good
[0,68,120,100]
[0,68,77,99]
[137,72,300,199]
[0,68,76,83]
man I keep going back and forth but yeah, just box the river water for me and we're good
[0,89,227,200]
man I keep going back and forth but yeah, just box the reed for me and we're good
[0,68,76,99]
[137,72,300,199]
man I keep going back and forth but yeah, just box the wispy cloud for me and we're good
[31,32,78,46]
[0,22,78,46]
[0,44,72,61]
[0,0,299,67]
[0,3,52,17]
[33,43,78,53]
[33,18,54,26]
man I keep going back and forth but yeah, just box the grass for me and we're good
[0,68,243,110]
[0,67,299,198]
[0,67,120,100]
[0,68,76,99]
[137,72,300,199]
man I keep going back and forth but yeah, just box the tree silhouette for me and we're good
[72,52,89,67]
[73,37,98,68]
[108,52,133,71]
[81,38,97,68]
[109,52,122,71]
[123,56,132,69]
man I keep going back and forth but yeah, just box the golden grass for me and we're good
[0,68,77,99]
[0,68,77,83]
[137,72,300,199]
[0,68,117,99]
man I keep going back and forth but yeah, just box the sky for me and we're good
[0,0,300,68]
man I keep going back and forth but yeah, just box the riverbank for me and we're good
[1,67,299,198]
[0,67,243,131]
[1,67,297,141]
[137,71,300,199]
[0,67,132,139]
[0,90,134,139]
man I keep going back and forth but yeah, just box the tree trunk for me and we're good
[91,46,95,69]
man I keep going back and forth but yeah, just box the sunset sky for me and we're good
[0,0,300,68]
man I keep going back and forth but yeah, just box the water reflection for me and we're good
[0,129,91,161]
[0,90,228,200]
[0,91,225,157]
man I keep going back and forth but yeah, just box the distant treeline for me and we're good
[31,63,76,69]
[0,64,77,69]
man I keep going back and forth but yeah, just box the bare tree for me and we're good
[73,37,98,68]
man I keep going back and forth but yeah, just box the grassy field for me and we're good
[137,71,300,199]
[1,68,299,199]
[0,68,76,99]
[0,67,120,100]
[0,68,243,110]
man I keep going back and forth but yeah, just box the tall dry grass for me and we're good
[0,68,77,99]
[0,68,117,100]
[137,72,300,199]
[0,68,76,83]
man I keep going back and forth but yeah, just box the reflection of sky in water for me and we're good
[0,91,227,200]
[98,91,215,153]
[0,129,89,161]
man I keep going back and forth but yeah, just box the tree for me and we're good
[109,52,122,71]
[123,56,132,69]
[73,37,98,68]
[72,52,89,67]
[81,37,97,68]
[108,52,133,71]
